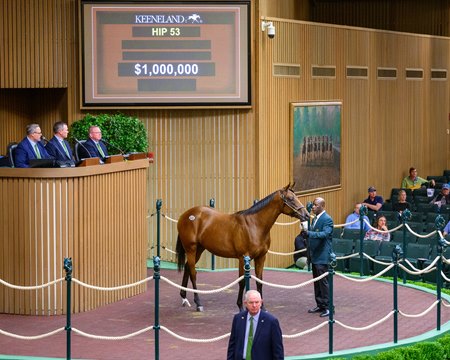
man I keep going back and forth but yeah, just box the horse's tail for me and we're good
[176,235,186,272]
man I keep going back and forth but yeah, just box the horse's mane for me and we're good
[235,191,277,215]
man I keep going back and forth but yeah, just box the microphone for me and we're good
[41,135,49,143]
[101,139,125,155]
[74,137,92,158]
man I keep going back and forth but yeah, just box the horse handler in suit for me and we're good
[301,197,334,317]
[227,290,284,360]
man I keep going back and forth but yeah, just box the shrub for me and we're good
[437,333,450,359]
[373,349,403,359]
[69,113,149,155]
[410,341,444,360]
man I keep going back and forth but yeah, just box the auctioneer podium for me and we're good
[0,158,149,315]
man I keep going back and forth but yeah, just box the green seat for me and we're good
[392,230,417,244]
[342,228,365,241]
[402,243,431,281]
[332,238,354,272]
[349,240,380,275]
[372,242,402,277]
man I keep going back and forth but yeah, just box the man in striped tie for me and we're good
[227,290,284,360]
[14,123,52,168]
[45,121,75,166]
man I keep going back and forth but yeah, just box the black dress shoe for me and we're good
[320,309,330,317]
[308,306,322,313]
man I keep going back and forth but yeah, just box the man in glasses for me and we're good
[78,125,109,162]
[14,123,52,168]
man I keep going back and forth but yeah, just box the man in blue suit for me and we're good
[301,197,334,317]
[227,290,284,360]
[14,123,52,168]
[78,125,108,162]
[45,121,75,166]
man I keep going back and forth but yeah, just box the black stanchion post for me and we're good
[400,209,412,284]
[434,214,446,331]
[63,258,72,360]
[306,201,313,272]
[153,256,161,360]
[210,198,216,271]
[392,244,403,344]
[328,252,336,355]
[359,205,368,276]
[244,256,251,291]
[156,199,162,258]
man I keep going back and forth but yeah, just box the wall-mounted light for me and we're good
[261,21,275,39]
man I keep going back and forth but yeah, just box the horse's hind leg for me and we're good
[180,265,191,307]
[187,246,206,311]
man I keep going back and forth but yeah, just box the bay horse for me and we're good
[176,184,310,311]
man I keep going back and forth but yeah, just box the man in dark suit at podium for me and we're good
[78,125,108,162]
[45,121,75,166]
[14,123,52,168]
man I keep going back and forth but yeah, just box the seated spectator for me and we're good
[78,125,109,163]
[392,189,411,214]
[364,215,390,242]
[444,220,450,237]
[344,203,370,232]
[45,121,75,166]
[293,232,308,269]
[401,167,435,190]
[14,123,52,168]
[429,183,450,208]
[362,186,384,212]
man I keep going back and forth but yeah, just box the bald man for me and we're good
[227,290,284,360]
[301,197,334,317]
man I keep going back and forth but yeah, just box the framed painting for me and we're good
[290,101,342,194]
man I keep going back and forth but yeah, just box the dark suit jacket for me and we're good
[227,310,284,360]
[45,136,74,162]
[14,137,52,168]
[308,212,334,264]
[79,138,108,161]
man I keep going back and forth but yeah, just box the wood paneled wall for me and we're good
[310,0,450,37]
[0,161,148,315]
[0,0,69,88]
[0,1,449,275]
[257,18,449,267]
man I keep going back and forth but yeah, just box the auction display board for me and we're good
[81,1,250,107]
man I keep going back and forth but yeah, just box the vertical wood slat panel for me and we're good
[0,0,68,88]
[257,17,449,268]
[0,162,148,315]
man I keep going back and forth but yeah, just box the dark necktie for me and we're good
[246,316,254,360]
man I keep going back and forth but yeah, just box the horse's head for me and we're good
[279,184,310,221]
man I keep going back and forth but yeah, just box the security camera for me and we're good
[261,21,275,39]
[267,23,275,39]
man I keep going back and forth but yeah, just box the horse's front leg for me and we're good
[254,255,266,310]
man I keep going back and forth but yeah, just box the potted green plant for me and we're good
[69,113,149,155]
